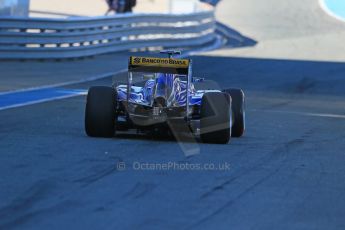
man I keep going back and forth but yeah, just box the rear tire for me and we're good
[85,86,117,137]
[223,88,245,137]
[200,92,231,144]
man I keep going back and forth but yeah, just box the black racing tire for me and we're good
[223,88,245,137]
[200,92,231,144]
[85,86,117,137]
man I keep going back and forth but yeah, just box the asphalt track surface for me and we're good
[1,0,345,229]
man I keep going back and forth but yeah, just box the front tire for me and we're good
[200,92,231,144]
[85,86,117,137]
[223,88,245,137]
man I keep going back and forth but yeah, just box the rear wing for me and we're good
[127,55,193,120]
[128,56,190,75]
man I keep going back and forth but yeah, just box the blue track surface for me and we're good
[323,0,345,20]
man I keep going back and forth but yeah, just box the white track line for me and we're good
[0,91,87,111]
[319,0,345,23]
[0,70,124,111]
[0,70,126,96]
[250,109,345,119]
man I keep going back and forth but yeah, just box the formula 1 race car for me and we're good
[85,50,245,144]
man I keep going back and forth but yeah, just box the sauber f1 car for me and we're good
[85,51,245,144]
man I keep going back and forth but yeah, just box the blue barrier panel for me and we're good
[200,0,221,6]
[0,0,29,16]
[323,0,345,21]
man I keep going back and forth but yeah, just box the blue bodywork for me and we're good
[116,73,203,107]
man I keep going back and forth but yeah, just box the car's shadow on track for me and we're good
[114,131,202,144]
[191,55,345,96]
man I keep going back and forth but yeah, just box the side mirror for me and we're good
[192,77,205,82]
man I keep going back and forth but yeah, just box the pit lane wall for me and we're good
[0,2,216,59]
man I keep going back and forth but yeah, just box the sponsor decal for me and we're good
[130,57,189,68]
[133,57,141,64]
